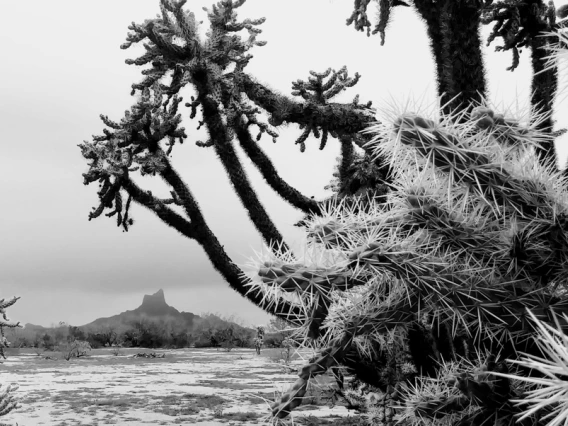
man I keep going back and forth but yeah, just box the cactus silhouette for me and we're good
[256,101,568,423]
[78,0,568,423]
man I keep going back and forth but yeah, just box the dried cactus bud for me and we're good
[471,106,497,129]
[493,113,505,125]
[258,267,285,279]
[394,114,436,132]
[471,106,495,119]
[475,116,495,129]
[301,270,325,279]
[281,264,301,273]
[557,4,568,18]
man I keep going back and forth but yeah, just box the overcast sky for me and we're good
[3,0,568,328]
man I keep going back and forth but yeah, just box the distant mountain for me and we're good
[24,290,248,334]
[81,289,201,330]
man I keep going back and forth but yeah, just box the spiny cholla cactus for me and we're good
[0,297,21,360]
[491,310,568,426]
[0,384,21,424]
[0,296,22,423]
[244,100,568,423]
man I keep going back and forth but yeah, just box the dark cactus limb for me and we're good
[341,341,387,389]
[407,321,440,377]
[453,333,473,360]
[238,73,377,146]
[234,119,320,215]
[443,1,488,116]
[530,33,559,166]
[413,1,448,103]
[415,1,487,117]
[431,317,456,362]
[121,175,303,325]
[270,328,355,418]
[194,79,292,256]
[338,136,355,194]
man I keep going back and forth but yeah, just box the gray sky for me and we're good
[2,0,568,328]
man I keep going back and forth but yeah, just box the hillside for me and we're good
[81,289,200,330]
[22,289,251,337]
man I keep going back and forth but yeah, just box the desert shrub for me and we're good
[41,333,54,351]
[193,339,211,348]
[61,340,92,361]
[215,326,236,352]
[262,334,282,348]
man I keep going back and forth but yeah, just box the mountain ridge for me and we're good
[24,289,246,333]
[81,289,200,329]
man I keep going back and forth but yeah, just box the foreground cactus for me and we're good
[244,102,568,424]
[490,310,568,426]
[74,0,568,423]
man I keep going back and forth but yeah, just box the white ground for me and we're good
[0,348,356,425]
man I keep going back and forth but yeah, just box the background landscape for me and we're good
[3,0,568,329]
[6,289,291,352]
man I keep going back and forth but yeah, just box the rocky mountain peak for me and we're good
[139,289,171,315]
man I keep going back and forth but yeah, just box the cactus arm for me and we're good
[0,384,21,418]
[338,136,355,189]
[233,118,320,215]
[121,173,302,324]
[271,326,356,418]
[237,73,377,144]
[0,297,19,312]
[0,320,20,329]
[530,33,559,165]
[413,0,448,103]
[191,74,292,256]
[121,176,198,241]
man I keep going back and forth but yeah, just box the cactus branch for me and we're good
[234,118,320,214]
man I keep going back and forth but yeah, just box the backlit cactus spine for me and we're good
[245,101,568,424]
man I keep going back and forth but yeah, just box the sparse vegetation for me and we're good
[2,348,349,424]
[60,340,92,361]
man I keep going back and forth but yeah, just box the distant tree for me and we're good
[265,318,295,348]
[53,323,69,345]
[41,333,54,351]
[169,330,189,348]
[60,340,92,361]
[32,333,42,349]
[214,325,235,351]
[232,326,253,348]
[96,325,119,347]
[120,329,141,348]
[68,326,87,342]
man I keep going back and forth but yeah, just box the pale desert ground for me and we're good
[0,347,357,426]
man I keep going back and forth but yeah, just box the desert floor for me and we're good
[0,347,361,425]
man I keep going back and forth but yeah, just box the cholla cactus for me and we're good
[0,297,21,360]
[244,100,568,423]
[0,384,21,422]
[491,309,568,426]
[254,325,265,355]
[0,296,22,423]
